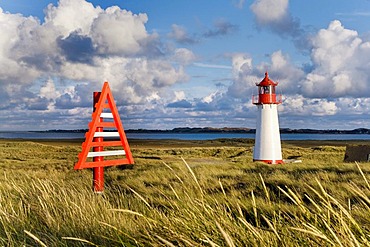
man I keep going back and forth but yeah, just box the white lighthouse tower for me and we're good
[252,72,283,164]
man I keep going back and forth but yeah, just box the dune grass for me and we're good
[0,139,369,246]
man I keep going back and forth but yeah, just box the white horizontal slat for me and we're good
[100,112,113,118]
[87,150,126,157]
[94,132,120,137]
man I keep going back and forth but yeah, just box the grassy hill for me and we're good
[0,139,369,246]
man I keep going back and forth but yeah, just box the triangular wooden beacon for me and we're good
[74,82,134,170]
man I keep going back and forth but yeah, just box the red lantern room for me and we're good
[253,72,282,105]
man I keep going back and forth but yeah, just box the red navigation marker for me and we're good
[75,82,134,192]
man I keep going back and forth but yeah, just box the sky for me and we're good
[0,0,370,131]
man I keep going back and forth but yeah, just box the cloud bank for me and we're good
[1,0,370,131]
[0,0,192,129]
[303,20,370,98]
[172,18,370,129]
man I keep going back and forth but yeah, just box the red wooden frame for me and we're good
[74,82,134,170]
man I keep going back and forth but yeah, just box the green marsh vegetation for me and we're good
[0,139,370,246]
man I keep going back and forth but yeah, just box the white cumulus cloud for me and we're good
[0,0,189,112]
[250,0,289,24]
[302,20,370,98]
[282,95,338,116]
[91,7,153,55]
[172,48,197,65]
[44,0,101,36]
[250,0,307,50]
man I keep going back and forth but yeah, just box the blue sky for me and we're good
[0,0,370,131]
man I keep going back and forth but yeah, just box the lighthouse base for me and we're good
[253,104,283,164]
[253,159,284,164]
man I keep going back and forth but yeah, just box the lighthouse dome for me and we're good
[252,71,282,105]
[256,72,278,86]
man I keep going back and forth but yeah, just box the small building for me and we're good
[344,145,370,162]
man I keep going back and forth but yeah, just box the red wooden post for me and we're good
[93,92,104,193]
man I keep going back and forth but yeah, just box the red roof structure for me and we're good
[256,72,278,86]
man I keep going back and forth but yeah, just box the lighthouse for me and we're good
[252,72,283,164]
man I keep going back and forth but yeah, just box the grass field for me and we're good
[0,138,370,246]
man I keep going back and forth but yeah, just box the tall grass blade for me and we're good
[261,215,281,242]
[219,179,226,197]
[322,219,344,247]
[62,237,99,246]
[251,190,259,227]
[278,186,297,205]
[259,173,270,204]
[278,185,307,213]
[349,182,370,207]
[238,217,263,241]
[169,184,180,200]
[215,221,235,247]
[24,230,47,247]
[99,221,139,245]
[155,235,176,247]
[340,217,361,247]
[128,187,152,208]
[110,209,145,217]
[325,193,364,236]
[109,209,157,224]
[304,194,322,213]
[163,162,184,184]
[202,234,221,247]
[355,162,370,190]
[314,178,333,225]
[181,157,204,196]
[289,224,335,246]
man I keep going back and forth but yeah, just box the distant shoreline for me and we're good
[10,127,370,135]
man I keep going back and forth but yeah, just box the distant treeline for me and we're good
[39,127,370,134]
[127,127,370,134]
